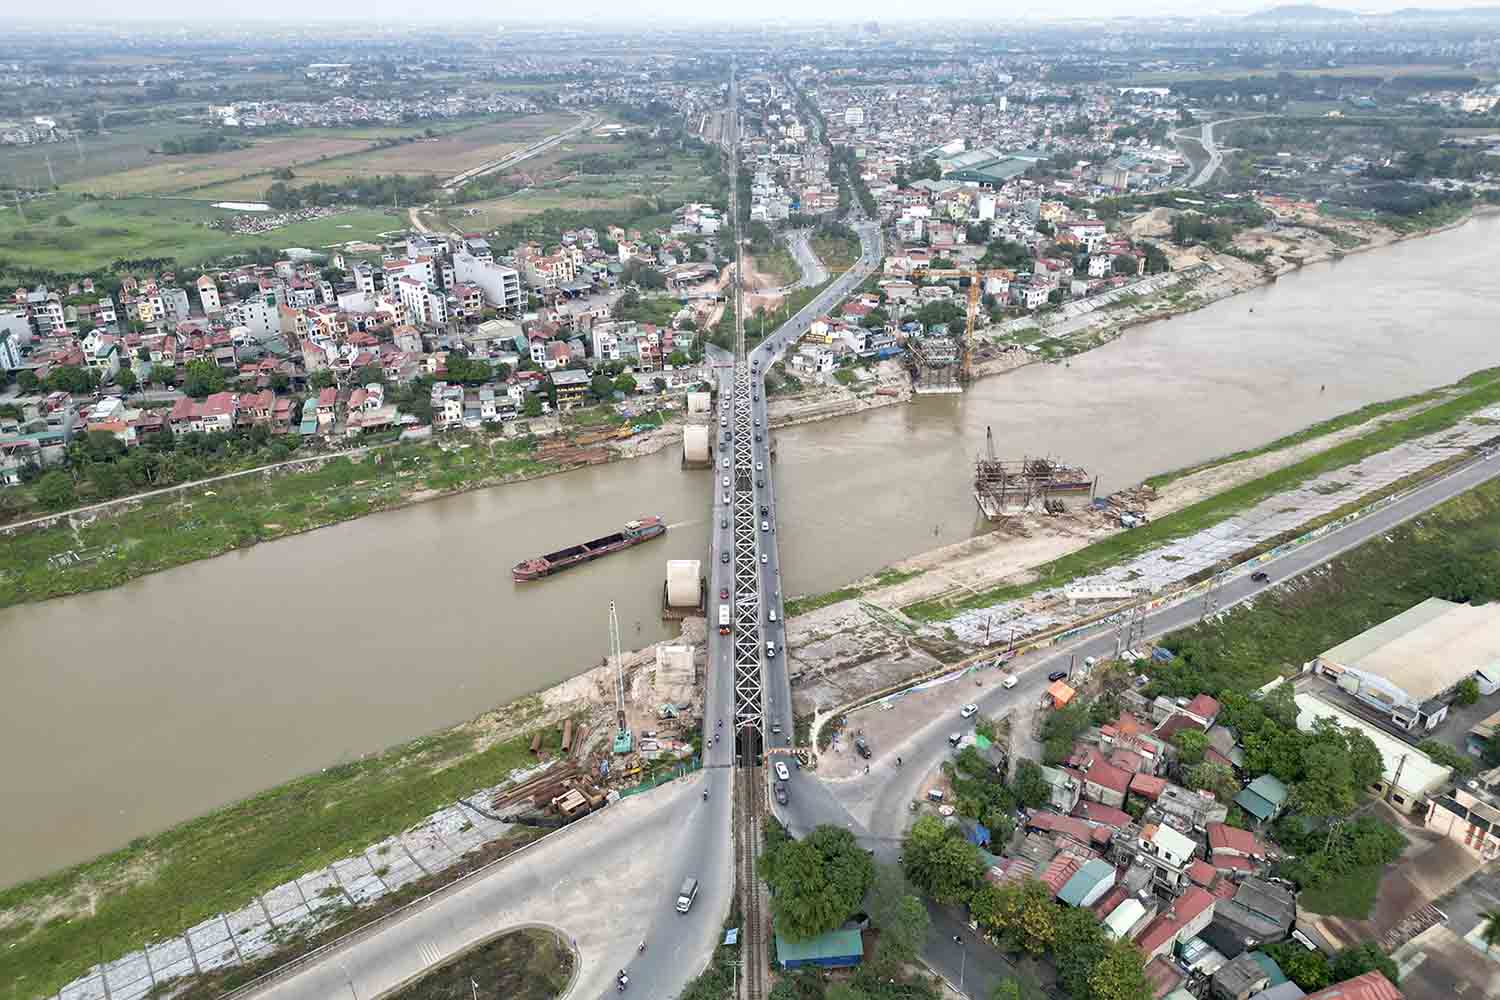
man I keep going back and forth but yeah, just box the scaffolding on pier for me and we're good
[973,427,1096,520]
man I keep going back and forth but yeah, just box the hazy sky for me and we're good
[5,0,1487,23]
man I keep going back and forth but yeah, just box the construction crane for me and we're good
[918,268,1014,386]
[609,601,633,754]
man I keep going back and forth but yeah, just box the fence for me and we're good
[617,756,702,799]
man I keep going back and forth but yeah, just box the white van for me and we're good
[676,876,699,913]
[766,641,777,658]
[1002,674,1019,689]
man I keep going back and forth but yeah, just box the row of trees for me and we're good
[264,173,440,210]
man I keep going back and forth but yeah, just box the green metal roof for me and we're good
[774,927,864,964]
[1246,774,1289,806]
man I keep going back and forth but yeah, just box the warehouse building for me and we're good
[1293,693,1452,812]
[1313,598,1500,732]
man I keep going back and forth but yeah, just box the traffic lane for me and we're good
[851,449,1500,837]
[924,903,1013,1000]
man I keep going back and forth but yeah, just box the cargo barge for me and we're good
[513,516,667,581]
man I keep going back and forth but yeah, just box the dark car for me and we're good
[760,505,768,516]
[774,780,788,804]
[756,479,764,488]
[1251,571,1269,583]
[1048,670,1068,682]
[854,736,872,759]
[721,552,730,564]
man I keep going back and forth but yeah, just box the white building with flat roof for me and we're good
[1315,597,1500,731]
[1294,692,1452,812]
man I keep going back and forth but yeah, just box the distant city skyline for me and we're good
[3,0,1496,24]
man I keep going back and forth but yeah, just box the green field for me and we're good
[389,928,573,1000]
[0,194,404,274]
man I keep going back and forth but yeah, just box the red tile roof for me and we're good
[1040,853,1085,896]
[1186,694,1221,721]
[1207,823,1266,858]
[1211,851,1255,873]
[1134,887,1215,956]
[1144,955,1185,999]
[1026,811,1096,847]
[1090,885,1129,920]
[1155,713,1207,741]
[1303,972,1402,1000]
[1130,773,1168,801]
[1074,801,1133,828]
[317,387,337,407]
[1187,859,1218,887]
[1110,749,1147,774]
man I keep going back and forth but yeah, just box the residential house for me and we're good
[549,368,590,409]
[1134,887,1216,961]
[1234,775,1290,826]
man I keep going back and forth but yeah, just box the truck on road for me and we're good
[718,603,731,635]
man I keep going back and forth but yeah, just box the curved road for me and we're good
[775,445,1500,996]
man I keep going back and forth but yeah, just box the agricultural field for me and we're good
[0,123,206,189]
[287,112,578,182]
[0,195,404,274]
[61,135,373,197]
[440,142,718,229]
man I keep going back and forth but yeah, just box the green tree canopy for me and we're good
[866,864,929,965]
[1331,942,1399,987]
[764,825,874,942]
[182,359,226,399]
[902,815,983,904]
[36,470,76,510]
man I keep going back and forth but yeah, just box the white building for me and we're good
[232,297,281,340]
[197,275,221,314]
[844,106,865,126]
[397,276,447,328]
[453,253,522,313]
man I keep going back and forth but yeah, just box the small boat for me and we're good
[513,516,667,581]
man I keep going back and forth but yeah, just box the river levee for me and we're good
[3,212,1498,886]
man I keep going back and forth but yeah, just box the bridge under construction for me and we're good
[973,426,1096,519]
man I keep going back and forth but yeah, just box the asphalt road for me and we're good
[774,445,1500,997]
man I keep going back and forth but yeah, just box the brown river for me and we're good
[4,214,1499,886]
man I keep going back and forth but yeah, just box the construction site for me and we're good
[973,426,1097,520]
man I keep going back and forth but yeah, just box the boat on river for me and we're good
[512,516,667,581]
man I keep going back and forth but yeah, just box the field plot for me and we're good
[440,141,717,229]
[0,195,403,273]
[290,113,578,182]
[0,124,206,189]
[62,135,373,197]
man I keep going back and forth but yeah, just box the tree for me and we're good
[1455,676,1481,706]
[867,864,930,964]
[1053,906,1112,1000]
[1482,910,1500,952]
[1013,760,1050,809]
[151,364,175,388]
[1088,939,1152,1000]
[1265,941,1331,991]
[668,350,690,367]
[590,372,615,400]
[354,364,385,386]
[825,986,867,1000]
[309,370,336,390]
[182,359,226,399]
[17,370,39,393]
[114,368,137,393]
[614,373,638,395]
[902,815,983,904]
[1331,942,1398,987]
[1171,730,1208,768]
[1185,762,1238,802]
[35,470,76,511]
[523,394,543,418]
[1111,254,1139,276]
[764,825,874,942]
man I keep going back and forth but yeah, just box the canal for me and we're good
[3,214,1498,886]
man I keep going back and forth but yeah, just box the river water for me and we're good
[4,215,1499,886]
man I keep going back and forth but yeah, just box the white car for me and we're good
[755,462,764,472]
[761,520,769,532]
[775,761,790,781]
[960,703,978,719]
[723,492,730,504]
[761,553,768,564]
[1003,674,1019,689]
[722,476,730,488]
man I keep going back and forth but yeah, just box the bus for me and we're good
[718,603,731,635]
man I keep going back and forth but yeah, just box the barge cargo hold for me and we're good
[512,516,667,581]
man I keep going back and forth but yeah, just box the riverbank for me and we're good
[10,360,1500,997]
[2,209,1484,613]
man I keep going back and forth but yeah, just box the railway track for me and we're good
[736,766,767,1000]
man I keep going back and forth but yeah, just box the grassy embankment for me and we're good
[387,927,574,1000]
[0,716,567,996]
[784,568,920,617]
[0,436,557,610]
[896,367,1500,623]
[811,233,860,271]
